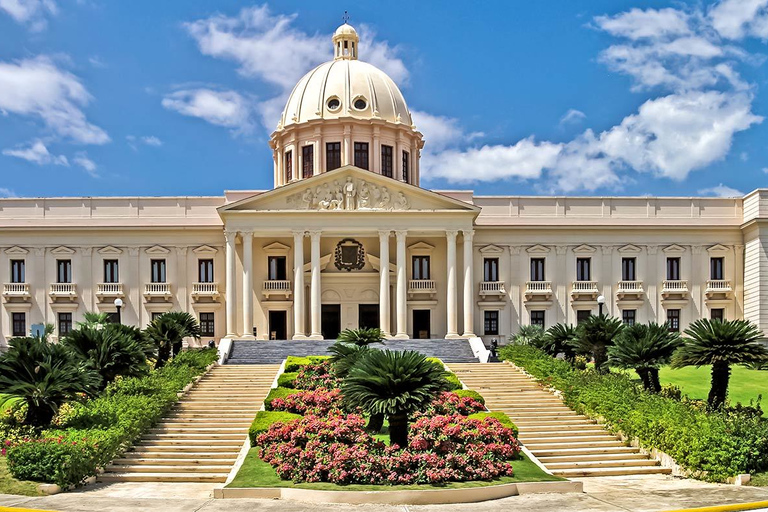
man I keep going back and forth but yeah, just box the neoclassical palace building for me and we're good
[1,23,767,347]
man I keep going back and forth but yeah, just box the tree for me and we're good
[541,323,577,362]
[144,312,201,367]
[570,315,624,374]
[672,318,767,409]
[608,322,682,393]
[77,311,110,329]
[0,331,99,427]
[342,350,450,447]
[337,327,384,346]
[328,342,385,432]
[508,325,545,347]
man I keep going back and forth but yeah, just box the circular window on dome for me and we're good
[326,97,341,112]
[353,98,367,110]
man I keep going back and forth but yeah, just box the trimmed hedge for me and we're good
[468,411,518,435]
[5,349,217,487]
[284,356,330,373]
[500,345,768,482]
[249,410,301,444]
[454,389,485,405]
[276,372,298,388]
[264,387,305,410]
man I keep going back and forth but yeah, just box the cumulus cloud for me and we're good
[0,0,57,31]
[2,140,68,166]
[0,56,110,145]
[698,183,744,197]
[594,8,692,40]
[710,0,768,40]
[126,135,163,150]
[162,89,252,131]
[73,152,97,176]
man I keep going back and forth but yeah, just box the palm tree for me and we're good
[608,323,682,393]
[342,350,450,447]
[337,327,384,346]
[328,342,384,431]
[542,323,577,362]
[144,312,201,367]
[0,333,99,427]
[77,311,110,329]
[509,325,545,347]
[672,318,767,409]
[570,315,624,374]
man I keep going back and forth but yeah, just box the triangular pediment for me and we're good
[262,242,291,254]
[707,244,729,254]
[218,166,479,214]
[408,241,435,253]
[618,244,642,254]
[146,245,170,255]
[663,244,686,254]
[573,244,596,254]
[98,246,122,255]
[526,244,550,254]
[51,246,75,255]
[192,245,218,255]
[479,244,504,255]
[5,246,28,255]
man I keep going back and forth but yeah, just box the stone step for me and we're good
[537,453,649,463]
[545,459,661,470]
[491,405,574,412]
[507,417,595,426]
[105,464,231,474]
[139,439,243,447]
[112,457,236,466]
[532,446,639,457]
[142,433,246,440]
[518,428,607,437]
[99,473,227,483]
[505,410,580,418]
[525,440,627,450]
[159,421,253,428]
[148,427,248,434]
[127,449,239,458]
[523,435,619,444]
[551,466,672,477]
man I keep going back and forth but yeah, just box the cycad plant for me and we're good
[608,322,682,393]
[570,315,624,374]
[0,332,99,426]
[144,312,201,367]
[672,318,767,409]
[342,350,450,447]
[508,325,545,347]
[541,323,577,362]
[337,327,385,346]
[77,311,111,329]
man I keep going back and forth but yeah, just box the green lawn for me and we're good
[0,457,40,496]
[227,448,562,490]
[656,365,768,407]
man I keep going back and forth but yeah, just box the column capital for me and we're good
[224,230,238,243]
[601,245,613,255]
[735,244,745,255]
[378,229,391,238]
[556,245,568,255]
[647,245,658,255]
[175,246,188,256]
[395,230,408,240]
[292,230,306,239]
[308,230,322,241]
[691,245,703,255]
[461,229,474,238]
[240,230,254,237]
[446,230,459,241]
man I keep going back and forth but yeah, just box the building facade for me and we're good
[2,23,768,346]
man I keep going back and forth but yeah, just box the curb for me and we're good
[0,507,60,512]
[659,501,768,512]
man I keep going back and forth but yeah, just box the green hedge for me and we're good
[277,372,298,388]
[454,389,485,405]
[249,410,302,445]
[264,387,303,410]
[468,411,518,435]
[500,345,768,482]
[5,349,217,488]
[284,356,330,373]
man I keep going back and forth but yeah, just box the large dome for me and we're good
[278,24,413,129]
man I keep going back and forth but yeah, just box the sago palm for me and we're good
[342,350,450,447]
[328,342,385,431]
[77,311,110,329]
[509,325,545,347]
[672,318,767,409]
[337,327,385,346]
[608,322,682,393]
[542,323,577,361]
[145,311,201,367]
[570,315,624,374]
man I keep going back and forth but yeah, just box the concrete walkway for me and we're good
[1,475,767,511]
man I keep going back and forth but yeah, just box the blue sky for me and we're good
[1,0,768,198]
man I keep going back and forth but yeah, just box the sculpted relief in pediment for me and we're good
[286,177,410,211]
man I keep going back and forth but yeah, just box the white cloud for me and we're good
[0,0,57,30]
[763,167,768,173]
[0,56,110,144]
[411,110,482,152]
[559,109,586,126]
[73,152,97,176]
[141,135,163,146]
[710,0,768,40]
[2,140,68,166]
[0,187,17,198]
[698,183,744,197]
[88,56,107,68]
[126,135,163,150]
[594,8,691,40]
[162,88,252,131]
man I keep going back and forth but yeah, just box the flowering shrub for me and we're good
[417,392,486,417]
[4,436,99,488]
[268,388,344,416]
[293,360,341,390]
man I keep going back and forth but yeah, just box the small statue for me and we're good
[379,186,390,209]
[357,180,371,209]
[393,191,409,210]
[489,339,499,362]
[343,177,356,210]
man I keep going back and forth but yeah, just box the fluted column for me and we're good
[378,230,391,337]
[462,230,475,337]
[224,231,238,338]
[446,230,459,338]
[309,230,323,339]
[395,230,408,339]
[242,231,254,339]
[292,231,306,339]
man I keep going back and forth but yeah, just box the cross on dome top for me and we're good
[333,20,359,60]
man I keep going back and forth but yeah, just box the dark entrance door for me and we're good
[413,310,430,339]
[268,310,287,340]
[358,304,379,330]
[321,304,341,340]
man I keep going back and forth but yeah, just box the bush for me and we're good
[277,372,298,388]
[445,374,463,391]
[418,392,486,417]
[269,388,344,416]
[500,345,768,482]
[284,356,331,373]
[293,360,340,390]
[264,387,304,410]
[249,411,301,444]
[454,389,485,405]
[468,411,518,435]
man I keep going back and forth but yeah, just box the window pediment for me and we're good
[573,244,596,254]
[479,244,504,255]
[663,244,686,254]
[51,246,75,255]
[192,245,218,255]
[408,241,435,255]
[4,246,28,255]
[146,245,170,255]
[526,244,550,254]
[618,244,642,254]
[707,244,729,255]
[98,246,122,255]
[262,242,291,255]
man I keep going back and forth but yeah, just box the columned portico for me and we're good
[395,230,408,339]
[241,231,255,339]
[378,230,391,337]
[462,229,476,337]
[309,230,323,339]
[292,231,306,339]
[224,231,238,338]
[446,230,459,338]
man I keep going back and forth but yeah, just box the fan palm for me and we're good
[77,311,110,329]
[0,334,99,427]
[509,325,545,347]
[608,323,682,393]
[342,350,450,447]
[337,327,385,346]
[570,315,624,374]
[542,323,577,361]
[672,318,767,409]
[144,311,201,367]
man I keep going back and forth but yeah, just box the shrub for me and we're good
[445,374,463,391]
[269,388,344,416]
[284,356,331,373]
[293,360,340,390]
[5,436,98,488]
[264,387,304,410]
[249,411,301,444]
[337,328,384,346]
[468,411,518,435]
[277,372,298,388]
[453,389,485,405]
[418,392,486,417]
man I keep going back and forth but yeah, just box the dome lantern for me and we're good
[333,23,359,60]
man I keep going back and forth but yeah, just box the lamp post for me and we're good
[597,295,605,317]
[114,297,123,324]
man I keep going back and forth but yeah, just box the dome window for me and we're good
[327,97,341,111]
[353,98,367,110]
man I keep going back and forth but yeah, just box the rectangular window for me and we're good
[666,257,681,280]
[576,310,592,324]
[151,312,163,322]
[103,260,119,283]
[198,259,214,283]
[285,150,293,182]
[200,312,215,337]
[151,259,166,283]
[484,258,499,282]
[10,260,25,283]
[381,145,393,178]
[484,311,499,335]
[576,258,591,281]
[402,151,410,183]
[530,310,545,328]
[58,312,73,337]
[56,259,72,283]
[326,142,341,171]
[621,257,636,281]
[412,255,430,280]
[711,308,725,321]
[354,142,369,170]
[710,257,724,280]
[530,258,545,281]
[12,312,25,337]
[622,309,636,325]
[268,256,287,281]
[667,309,680,332]
[302,145,314,179]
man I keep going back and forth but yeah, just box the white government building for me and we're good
[1,23,767,347]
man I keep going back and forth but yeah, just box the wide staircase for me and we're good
[100,364,280,483]
[227,338,479,364]
[448,363,672,478]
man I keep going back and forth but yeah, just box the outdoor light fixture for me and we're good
[597,295,605,317]
[114,297,123,324]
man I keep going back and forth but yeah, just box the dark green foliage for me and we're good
[328,342,373,378]
[468,411,517,435]
[336,328,385,346]
[541,323,577,361]
[608,322,682,393]
[672,319,767,409]
[570,315,624,373]
[249,411,302,444]
[454,389,485,405]
[276,372,298,388]
[342,350,450,447]
[144,312,201,367]
[508,325,545,347]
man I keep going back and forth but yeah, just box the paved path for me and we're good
[1,475,767,511]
